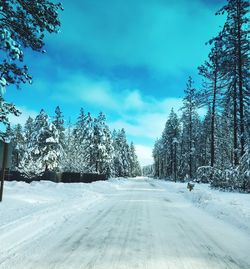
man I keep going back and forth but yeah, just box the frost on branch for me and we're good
[0,0,63,139]
[0,76,7,95]
[0,95,21,141]
[0,0,62,89]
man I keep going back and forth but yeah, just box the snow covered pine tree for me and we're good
[0,0,63,139]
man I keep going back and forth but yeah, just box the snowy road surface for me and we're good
[0,178,250,269]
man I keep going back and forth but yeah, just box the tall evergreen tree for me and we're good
[52,106,65,171]
[90,112,114,175]
[11,124,25,170]
[152,139,163,178]
[129,143,142,177]
[113,129,131,177]
[180,77,199,178]
[161,109,180,180]
[72,109,93,172]
[53,106,65,146]
[216,0,249,157]
[31,109,60,171]
[0,0,62,136]
[199,40,225,167]
[18,116,43,178]
[61,119,75,172]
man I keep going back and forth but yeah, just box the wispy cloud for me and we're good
[50,0,224,75]
[45,72,185,141]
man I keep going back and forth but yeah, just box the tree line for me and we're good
[153,0,250,191]
[7,107,141,179]
[0,1,142,180]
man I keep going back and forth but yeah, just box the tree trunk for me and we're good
[189,108,193,178]
[174,143,177,182]
[211,70,217,167]
[233,80,239,166]
[237,0,245,157]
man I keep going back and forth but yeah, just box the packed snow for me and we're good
[0,177,250,269]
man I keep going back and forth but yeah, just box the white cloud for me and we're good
[109,96,183,139]
[51,73,162,113]
[50,72,185,140]
[50,74,117,109]
[79,83,118,109]
[135,144,153,166]
[124,90,145,110]
[51,72,184,114]
[108,93,200,170]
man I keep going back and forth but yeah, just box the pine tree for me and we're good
[113,129,131,177]
[89,112,114,175]
[162,109,180,181]
[72,109,93,172]
[18,110,61,177]
[61,119,74,172]
[32,109,60,172]
[216,0,249,157]
[0,95,20,141]
[100,124,114,177]
[53,106,65,146]
[129,143,141,177]
[11,124,25,170]
[199,40,225,167]
[153,137,167,179]
[180,77,199,178]
[0,0,62,135]
[52,106,65,171]
[201,110,210,167]
[18,116,43,179]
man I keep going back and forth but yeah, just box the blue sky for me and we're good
[6,0,226,166]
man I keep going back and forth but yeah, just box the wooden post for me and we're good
[0,142,8,202]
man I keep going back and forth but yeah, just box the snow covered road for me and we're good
[0,178,250,269]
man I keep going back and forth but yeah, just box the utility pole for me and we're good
[0,142,9,202]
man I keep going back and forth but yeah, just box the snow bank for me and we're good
[0,179,122,228]
[2,178,249,237]
[157,180,250,234]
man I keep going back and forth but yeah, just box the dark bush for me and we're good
[61,172,81,183]
[80,173,107,183]
[4,170,108,184]
[41,171,59,182]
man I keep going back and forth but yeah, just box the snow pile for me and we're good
[158,181,250,234]
[185,186,250,232]
[0,179,121,228]
[1,178,250,237]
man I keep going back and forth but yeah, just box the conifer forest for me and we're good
[152,0,250,192]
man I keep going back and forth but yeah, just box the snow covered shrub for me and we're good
[196,166,227,188]
[224,169,240,191]
[18,151,44,179]
[242,171,250,193]
[196,166,213,183]
[209,167,225,188]
[238,147,250,192]
[210,166,248,192]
